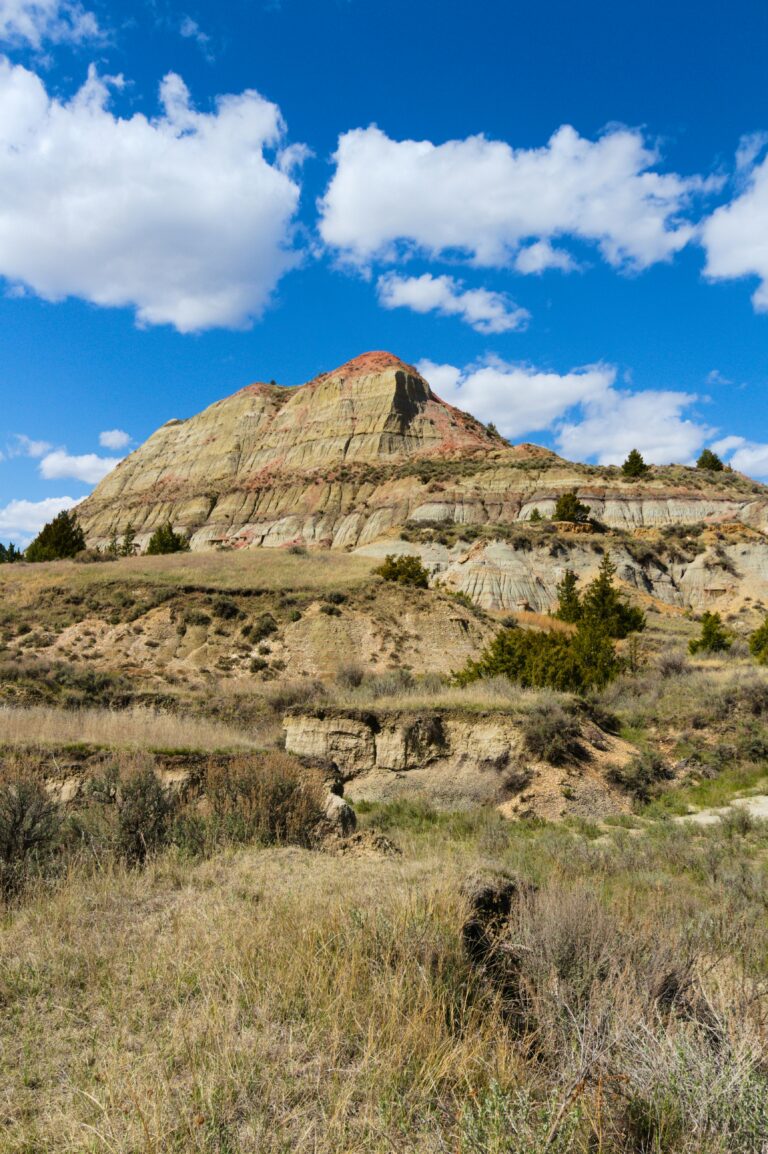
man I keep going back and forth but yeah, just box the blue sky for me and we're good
[1,0,768,540]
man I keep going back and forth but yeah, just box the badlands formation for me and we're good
[78,350,768,614]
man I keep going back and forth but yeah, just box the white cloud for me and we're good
[0,494,77,542]
[702,149,768,312]
[377,272,529,333]
[417,356,711,464]
[514,240,576,274]
[179,15,213,60]
[39,448,121,483]
[711,435,768,478]
[0,0,98,46]
[417,356,615,439]
[556,390,711,465]
[321,124,711,272]
[99,428,131,450]
[0,59,305,332]
[8,433,52,458]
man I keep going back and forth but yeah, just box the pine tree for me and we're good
[696,449,724,472]
[25,510,85,562]
[106,530,120,557]
[553,490,590,523]
[120,524,136,557]
[529,507,543,523]
[555,569,582,623]
[0,542,21,563]
[689,611,731,654]
[146,523,190,555]
[621,448,648,478]
[580,553,646,638]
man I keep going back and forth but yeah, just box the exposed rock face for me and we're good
[284,706,636,820]
[78,350,768,556]
[76,349,768,614]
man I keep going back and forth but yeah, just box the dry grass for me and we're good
[0,704,259,752]
[0,547,376,597]
[1,814,768,1152]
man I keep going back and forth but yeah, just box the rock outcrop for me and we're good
[284,706,637,820]
[75,349,768,614]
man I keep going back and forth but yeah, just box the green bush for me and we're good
[455,618,620,693]
[554,569,582,623]
[553,490,590,523]
[689,611,731,654]
[748,616,768,664]
[145,522,190,555]
[580,554,646,638]
[25,510,85,562]
[374,554,430,588]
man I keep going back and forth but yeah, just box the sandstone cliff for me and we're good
[76,349,768,614]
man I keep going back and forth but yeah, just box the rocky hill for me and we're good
[77,350,768,614]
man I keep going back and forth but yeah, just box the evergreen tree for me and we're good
[0,542,21,563]
[25,510,85,562]
[106,530,120,557]
[749,616,768,664]
[580,553,646,638]
[529,507,543,523]
[553,489,590,523]
[555,569,582,623]
[689,611,731,654]
[621,449,648,478]
[146,523,190,555]
[696,449,724,472]
[120,524,137,557]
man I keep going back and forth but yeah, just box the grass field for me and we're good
[2,809,767,1153]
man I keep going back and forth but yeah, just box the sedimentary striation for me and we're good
[77,350,768,613]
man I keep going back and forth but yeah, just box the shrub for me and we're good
[696,448,724,471]
[250,613,278,641]
[25,510,85,562]
[607,750,671,801]
[455,618,620,693]
[212,597,240,620]
[748,616,768,664]
[115,768,174,865]
[0,777,60,899]
[621,448,649,478]
[553,490,590,523]
[145,523,190,555]
[204,756,325,849]
[374,554,430,588]
[320,603,341,616]
[689,611,731,654]
[522,704,583,764]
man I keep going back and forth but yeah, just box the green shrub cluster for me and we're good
[145,522,190,555]
[374,553,430,588]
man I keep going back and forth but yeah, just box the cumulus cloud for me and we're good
[702,147,768,312]
[39,448,121,483]
[711,435,768,478]
[377,273,529,333]
[99,428,131,450]
[0,59,305,331]
[557,390,711,465]
[417,356,712,464]
[321,124,711,273]
[0,495,77,542]
[0,0,99,47]
[417,357,615,439]
[8,433,52,458]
